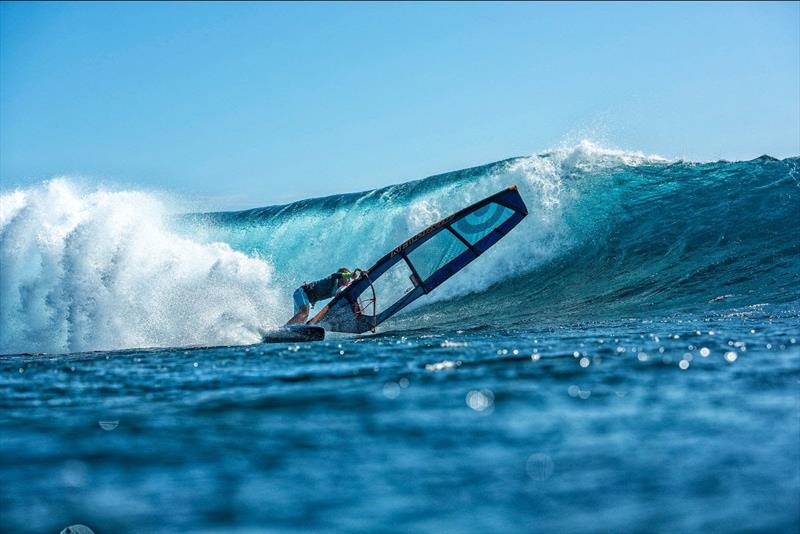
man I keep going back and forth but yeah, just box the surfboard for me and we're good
[261,324,325,343]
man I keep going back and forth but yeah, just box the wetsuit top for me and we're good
[303,273,348,304]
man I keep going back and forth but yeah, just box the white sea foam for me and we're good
[0,179,283,354]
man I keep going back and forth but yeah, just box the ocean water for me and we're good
[1,143,799,532]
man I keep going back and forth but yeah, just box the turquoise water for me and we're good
[1,145,798,532]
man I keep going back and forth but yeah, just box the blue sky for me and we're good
[1,2,798,208]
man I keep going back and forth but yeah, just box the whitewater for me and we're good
[1,143,799,533]
[1,142,797,354]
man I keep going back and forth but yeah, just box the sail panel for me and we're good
[451,202,516,245]
[406,229,470,282]
[370,258,417,315]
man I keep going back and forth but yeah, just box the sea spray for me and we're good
[0,179,282,354]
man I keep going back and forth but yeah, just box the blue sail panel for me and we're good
[406,229,470,281]
[450,202,515,244]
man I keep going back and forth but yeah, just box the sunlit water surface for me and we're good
[2,309,798,533]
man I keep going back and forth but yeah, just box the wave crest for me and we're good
[3,143,797,351]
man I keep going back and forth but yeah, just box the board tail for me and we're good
[261,324,325,343]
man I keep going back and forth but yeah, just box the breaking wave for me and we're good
[2,142,798,353]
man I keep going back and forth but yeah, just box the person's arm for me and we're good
[334,273,348,293]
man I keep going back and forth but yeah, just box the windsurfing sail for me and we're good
[308,185,528,333]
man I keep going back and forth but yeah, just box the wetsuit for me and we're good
[293,273,349,313]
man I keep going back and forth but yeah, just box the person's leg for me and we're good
[286,305,310,325]
[286,287,311,325]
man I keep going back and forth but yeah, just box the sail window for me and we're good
[406,228,469,281]
[370,259,416,314]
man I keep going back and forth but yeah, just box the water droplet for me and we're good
[526,453,554,481]
[99,420,119,431]
[60,524,95,534]
[679,360,690,370]
[383,382,400,399]
[724,351,738,363]
[466,390,494,413]
[699,347,710,357]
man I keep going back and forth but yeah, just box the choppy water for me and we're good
[1,143,799,532]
